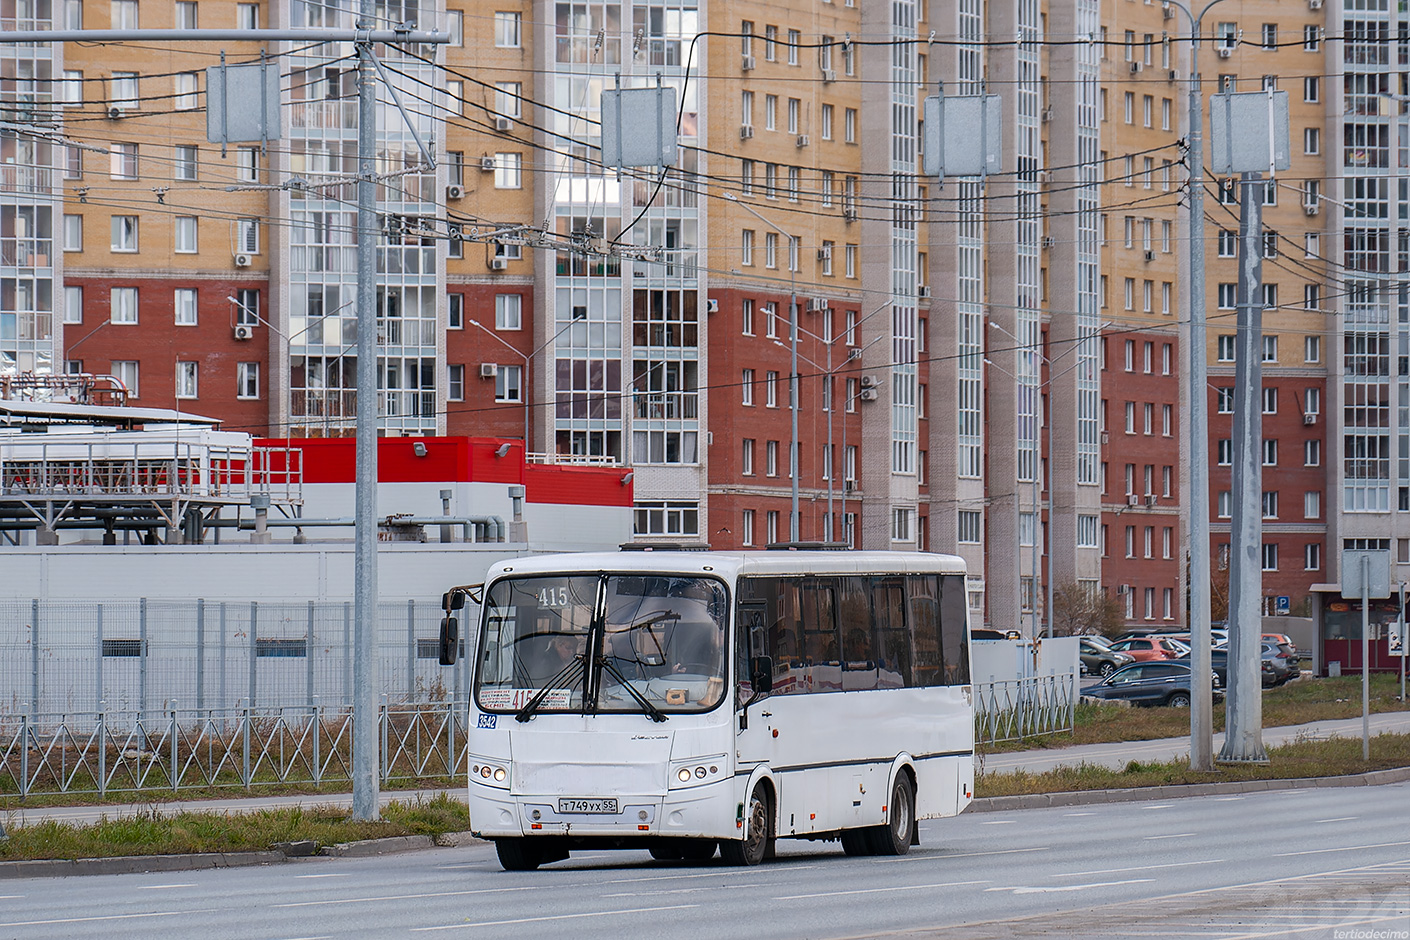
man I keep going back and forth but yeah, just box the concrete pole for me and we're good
[351,5,382,820]
[790,269,800,543]
[1361,555,1370,761]
[1218,172,1268,764]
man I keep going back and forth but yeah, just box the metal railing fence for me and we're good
[973,673,1076,744]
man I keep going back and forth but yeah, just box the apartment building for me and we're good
[3,0,1398,634]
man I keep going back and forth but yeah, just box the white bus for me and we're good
[438,549,974,871]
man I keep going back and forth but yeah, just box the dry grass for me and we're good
[977,732,1410,798]
[0,792,469,861]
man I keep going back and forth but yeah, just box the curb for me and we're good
[0,850,287,879]
[320,834,435,857]
[967,764,1410,813]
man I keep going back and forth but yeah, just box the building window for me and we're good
[1217,490,1232,518]
[495,365,522,402]
[236,218,259,254]
[175,71,199,110]
[1261,543,1278,572]
[111,287,138,324]
[1262,491,1279,519]
[741,509,755,547]
[764,94,776,130]
[766,440,778,476]
[845,108,856,143]
[634,502,700,538]
[1262,439,1278,466]
[110,142,138,179]
[821,104,833,140]
[766,510,779,545]
[236,146,259,182]
[111,360,139,397]
[1217,439,1232,465]
[892,508,912,542]
[765,233,777,268]
[1262,335,1278,362]
[742,438,755,475]
[765,370,778,407]
[741,369,754,406]
[742,299,754,335]
[447,364,464,402]
[1262,387,1278,414]
[1217,335,1236,361]
[1076,514,1098,548]
[233,289,259,326]
[176,361,198,399]
[1216,387,1234,413]
[174,288,197,325]
[494,153,522,189]
[495,293,521,330]
[63,214,82,251]
[1304,335,1320,363]
[237,362,259,400]
[174,144,198,181]
[63,286,83,324]
[741,229,754,265]
[236,3,257,28]
[1304,490,1321,520]
[447,293,463,330]
[1304,127,1320,155]
[110,215,139,252]
[495,11,521,47]
[174,215,198,253]
[110,71,139,109]
[1304,439,1320,467]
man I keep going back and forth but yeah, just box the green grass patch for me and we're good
[976,732,1410,798]
[983,672,1409,753]
[0,792,470,862]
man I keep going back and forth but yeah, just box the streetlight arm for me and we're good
[467,319,531,363]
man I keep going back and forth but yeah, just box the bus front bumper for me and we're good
[468,777,738,840]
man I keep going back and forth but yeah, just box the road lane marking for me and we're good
[1142,832,1195,840]
[1208,796,1244,801]
[138,884,197,890]
[1314,816,1359,823]
[879,846,1049,864]
[411,903,698,931]
[0,909,221,928]
[1052,859,1224,877]
[1142,804,1174,810]
[275,886,547,908]
[295,873,352,879]
[979,820,1015,825]
[1274,840,1410,858]
[986,878,1154,894]
[1060,812,1097,817]
[775,880,987,901]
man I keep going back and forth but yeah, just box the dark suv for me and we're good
[1084,661,1223,708]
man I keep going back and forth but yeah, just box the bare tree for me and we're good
[1051,581,1126,638]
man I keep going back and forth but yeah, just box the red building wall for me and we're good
[445,284,533,440]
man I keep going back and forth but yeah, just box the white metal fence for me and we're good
[973,673,1077,744]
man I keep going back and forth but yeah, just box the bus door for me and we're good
[734,601,775,768]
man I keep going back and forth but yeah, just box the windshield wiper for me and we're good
[514,655,585,723]
[597,655,668,722]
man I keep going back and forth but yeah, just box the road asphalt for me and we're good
[5,711,1409,828]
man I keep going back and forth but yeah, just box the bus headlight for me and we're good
[677,768,693,783]
[469,758,511,789]
[494,767,507,782]
[669,757,726,789]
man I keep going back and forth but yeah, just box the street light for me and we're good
[467,317,576,451]
[1163,0,1230,773]
[725,192,800,542]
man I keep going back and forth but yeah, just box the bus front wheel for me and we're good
[721,785,772,866]
[496,838,542,871]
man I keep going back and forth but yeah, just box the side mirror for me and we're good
[442,591,466,611]
[438,616,459,665]
[751,655,773,694]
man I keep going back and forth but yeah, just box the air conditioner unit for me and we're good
[1303,200,1319,216]
[234,253,253,268]
[860,374,880,388]
[843,209,858,223]
[233,325,254,340]
[807,297,828,312]
[1145,495,1157,508]
[445,184,464,200]
[1162,1,1173,18]
[1303,412,1317,426]
[1308,0,1322,8]
[1127,493,1140,506]
[1143,250,1156,262]
[844,480,857,492]
[1100,430,1110,445]
[479,155,496,172]
[796,135,810,148]
[739,124,754,140]
[480,363,499,379]
[494,116,514,132]
[859,388,880,401]
[1116,584,1129,595]
[816,248,830,262]
[1217,45,1233,58]
[706,298,719,314]
[742,55,756,71]
[489,257,508,271]
[918,285,931,299]
[1168,69,1180,82]
[1129,62,1142,74]
[1041,235,1055,249]
[1041,107,1053,123]
[107,106,122,119]
[821,69,836,84]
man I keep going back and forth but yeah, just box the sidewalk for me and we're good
[6,712,1410,828]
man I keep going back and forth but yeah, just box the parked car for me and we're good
[1171,649,1231,686]
[1172,641,1301,687]
[1079,636,1135,678]
[1084,661,1224,708]
[1106,637,1186,662]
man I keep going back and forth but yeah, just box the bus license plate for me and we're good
[557,798,619,815]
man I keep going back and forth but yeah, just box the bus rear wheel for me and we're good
[865,773,915,856]
[721,785,772,866]
[840,829,872,856]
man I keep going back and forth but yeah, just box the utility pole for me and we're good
[1218,171,1268,764]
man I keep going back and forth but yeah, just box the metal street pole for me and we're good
[351,7,381,821]
[1165,0,1229,772]
[1361,554,1370,761]
[1218,171,1268,765]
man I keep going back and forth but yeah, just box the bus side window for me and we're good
[872,577,910,688]
[939,574,971,686]
[908,575,942,687]
[802,579,840,668]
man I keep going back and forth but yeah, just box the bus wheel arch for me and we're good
[722,773,775,866]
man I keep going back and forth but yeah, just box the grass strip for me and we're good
[0,792,469,862]
[977,732,1410,798]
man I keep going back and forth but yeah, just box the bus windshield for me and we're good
[476,574,729,715]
